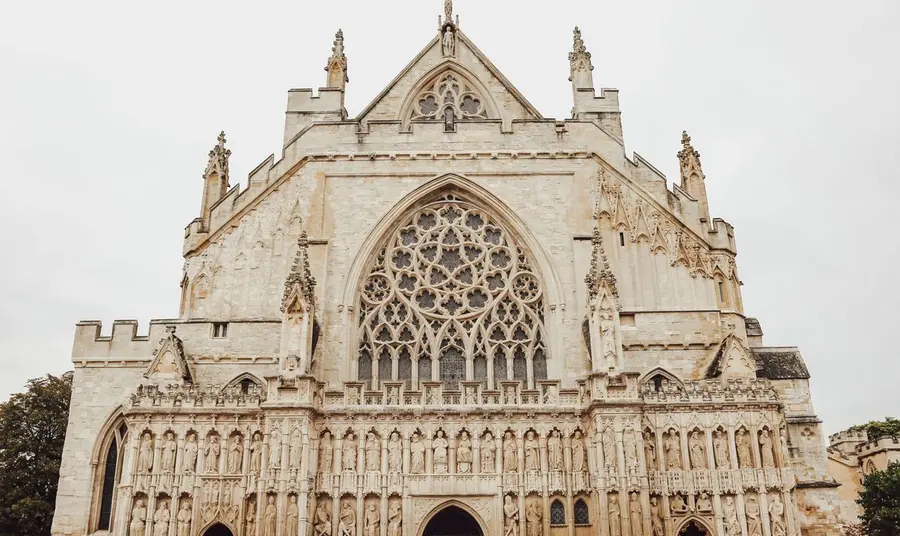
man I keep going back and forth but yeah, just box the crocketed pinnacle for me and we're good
[281,231,316,313]
[568,26,593,81]
[325,29,348,84]
[585,225,618,299]
[677,130,705,182]
[204,131,231,183]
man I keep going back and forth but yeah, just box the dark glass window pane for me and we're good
[98,439,118,530]
[473,356,487,383]
[550,500,566,525]
[418,357,432,384]
[440,347,465,390]
[398,348,412,387]
[378,348,393,384]
[358,350,373,381]
[533,348,547,380]
[574,500,590,525]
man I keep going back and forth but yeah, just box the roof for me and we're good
[751,347,810,380]
[745,317,764,337]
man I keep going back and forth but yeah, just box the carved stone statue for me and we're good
[205,435,221,473]
[314,501,331,536]
[713,430,730,469]
[503,431,518,473]
[365,432,380,472]
[722,496,741,536]
[457,431,473,473]
[524,430,540,471]
[161,432,177,473]
[250,432,263,473]
[433,430,449,473]
[388,431,402,473]
[153,501,170,536]
[650,497,664,536]
[769,495,787,536]
[339,500,356,536]
[572,430,587,473]
[228,435,243,474]
[176,501,192,536]
[481,432,495,473]
[629,494,642,536]
[745,496,762,536]
[503,495,519,536]
[696,492,713,513]
[670,494,687,514]
[286,495,299,536]
[319,432,333,473]
[387,502,402,536]
[547,430,563,471]
[603,428,617,467]
[736,429,754,468]
[364,503,380,536]
[760,430,776,468]
[505,386,516,404]
[664,431,681,470]
[608,494,621,536]
[290,430,302,470]
[643,431,657,470]
[343,433,357,472]
[264,496,277,536]
[130,499,147,536]
[244,501,255,536]
[544,385,558,405]
[689,431,706,469]
[184,434,198,474]
[442,27,455,57]
[269,427,282,469]
[624,429,638,467]
[525,500,542,536]
[139,433,154,473]
[410,433,425,474]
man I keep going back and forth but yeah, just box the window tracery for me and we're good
[408,73,489,129]
[357,194,548,389]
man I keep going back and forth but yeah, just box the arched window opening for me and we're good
[94,417,128,532]
[550,500,566,526]
[574,499,590,526]
[357,195,549,389]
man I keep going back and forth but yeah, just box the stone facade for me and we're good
[826,429,900,525]
[52,5,842,536]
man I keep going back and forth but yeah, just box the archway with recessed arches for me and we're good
[674,517,714,536]
[418,502,486,536]
[201,522,235,536]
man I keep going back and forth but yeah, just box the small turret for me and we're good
[677,131,711,229]
[568,27,623,138]
[324,29,348,90]
[200,131,230,230]
[585,222,623,373]
[283,30,348,144]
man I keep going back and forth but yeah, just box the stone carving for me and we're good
[696,492,713,513]
[572,430,587,473]
[388,502,402,536]
[433,430,449,473]
[624,429,638,468]
[442,27,455,57]
[745,496,762,536]
[643,431,657,470]
[184,434,198,474]
[177,500,192,536]
[547,430,563,471]
[228,435,243,474]
[411,433,426,474]
[689,430,706,469]
[388,386,399,405]
[365,432,380,472]
[269,426,282,469]
[713,430,730,469]
[608,494,621,536]
[650,497,664,536]
[465,386,477,405]
[264,496,277,536]
[603,428,617,467]
[481,432,496,473]
[503,431,518,473]
[664,430,681,470]
[339,500,356,536]
[139,433,154,473]
[250,432,263,473]
[506,386,517,405]
[760,430,776,468]
[153,501,170,536]
[202,481,220,520]
[736,428,754,468]
[319,432,333,473]
[457,431,473,473]
[130,499,148,536]
[343,432,357,471]
[722,496,741,536]
[503,495,519,536]
[286,495,299,536]
[629,493,642,536]
[314,500,332,536]
[364,503,380,536]
[290,429,302,470]
[161,432,177,473]
[670,494,688,514]
[388,431,402,473]
[205,435,221,473]
[526,499,542,536]
[769,495,787,536]
[244,500,256,536]
[524,430,540,471]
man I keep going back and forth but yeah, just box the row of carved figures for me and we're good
[642,427,783,472]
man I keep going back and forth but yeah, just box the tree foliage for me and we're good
[858,461,900,536]
[0,374,73,536]
[848,417,900,441]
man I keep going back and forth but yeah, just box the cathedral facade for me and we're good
[52,5,842,536]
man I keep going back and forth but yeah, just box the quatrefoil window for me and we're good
[410,73,489,125]
[358,195,547,390]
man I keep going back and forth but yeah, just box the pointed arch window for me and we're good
[574,499,590,525]
[550,500,566,526]
[94,420,128,531]
[357,194,549,390]
[407,72,490,131]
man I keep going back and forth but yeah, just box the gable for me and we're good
[356,31,542,130]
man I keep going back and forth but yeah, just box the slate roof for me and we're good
[752,347,811,380]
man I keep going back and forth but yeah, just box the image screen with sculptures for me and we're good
[51,2,842,536]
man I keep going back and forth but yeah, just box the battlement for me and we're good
[829,429,869,445]
[286,87,345,112]
[855,435,900,454]
[573,87,621,113]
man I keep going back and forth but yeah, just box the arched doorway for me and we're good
[203,523,234,536]
[679,520,709,536]
[422,505,484,536]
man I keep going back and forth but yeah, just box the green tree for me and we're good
[0,374,73,536]
[865,417,900,441]
[858,461,900,536]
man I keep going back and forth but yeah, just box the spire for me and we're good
[281,231,316,313]
[325,29,348,89]
[568,26,594,87]
[204,131,230,185]
[585,225,619,302]
[677,130,711,227]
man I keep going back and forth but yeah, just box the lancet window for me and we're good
[357,194,549,389]
[408,73,489,130]
[93,419,128,531]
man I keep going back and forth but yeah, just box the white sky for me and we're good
[1,0,898,434]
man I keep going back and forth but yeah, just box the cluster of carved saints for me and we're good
[639,427,781,471]
[135,430,269,476]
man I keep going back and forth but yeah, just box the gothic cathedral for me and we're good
[53,5,842,536]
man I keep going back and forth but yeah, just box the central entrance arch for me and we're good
[422,505,484,536]
[203,523,234,536]
[678,519,711,536]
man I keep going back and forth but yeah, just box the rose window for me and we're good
[357,195,548,390]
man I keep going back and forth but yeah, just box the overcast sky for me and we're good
[1,0,898,434]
